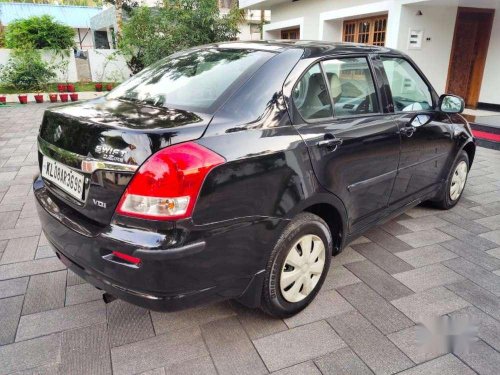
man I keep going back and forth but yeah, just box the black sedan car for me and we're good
[34,41,475,317]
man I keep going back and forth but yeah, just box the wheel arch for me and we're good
[303,203,344,254]
[462,141,476,169]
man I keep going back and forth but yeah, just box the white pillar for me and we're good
[386,0,402,48]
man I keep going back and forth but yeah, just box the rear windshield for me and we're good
[108,48,275,113]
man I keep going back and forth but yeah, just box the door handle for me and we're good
[317,137,343,149]
[399,126,415,137]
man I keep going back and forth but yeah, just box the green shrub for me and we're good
[0,49,55,91]
[5,15,75,50]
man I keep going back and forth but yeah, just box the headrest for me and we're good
[330,73,342,100]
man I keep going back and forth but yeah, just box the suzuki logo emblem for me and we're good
[54,125,63,142]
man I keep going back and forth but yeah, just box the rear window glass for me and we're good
[108,48,274,113]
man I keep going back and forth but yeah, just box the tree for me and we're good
[5,15,75,50]
[120,0,242,73]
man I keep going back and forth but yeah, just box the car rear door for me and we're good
[287,55,401,233]
[376,55,456,206]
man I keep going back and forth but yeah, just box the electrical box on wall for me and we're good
[408,29,424,49]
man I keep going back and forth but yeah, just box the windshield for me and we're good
[108,48,275,113]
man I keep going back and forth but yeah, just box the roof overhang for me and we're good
[240,0,289,10]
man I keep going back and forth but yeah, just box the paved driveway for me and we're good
[1,103,500,375]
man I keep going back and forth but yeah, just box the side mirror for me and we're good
[438,94,464,114]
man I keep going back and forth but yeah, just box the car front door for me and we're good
[287,56,401,233]
[377,56,456,206]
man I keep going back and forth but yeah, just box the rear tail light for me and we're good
[116,142,225,220]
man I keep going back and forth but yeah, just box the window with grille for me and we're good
[343,15,387,46]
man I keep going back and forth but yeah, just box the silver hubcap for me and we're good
[450,161,468,201]
[280,234,326,303]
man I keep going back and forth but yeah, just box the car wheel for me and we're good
[435,150,469,209]
[261,212,332,318]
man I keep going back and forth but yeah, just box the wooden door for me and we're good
[446,7,494,108]
[281,28,300,40]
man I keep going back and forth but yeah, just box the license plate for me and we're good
[42,156,85,201]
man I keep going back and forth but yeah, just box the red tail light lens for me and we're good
[116,142,225,220]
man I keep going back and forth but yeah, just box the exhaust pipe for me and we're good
[102,292,117,304]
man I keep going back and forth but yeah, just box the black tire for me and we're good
[434,150,469,209]
[261,212,332,318]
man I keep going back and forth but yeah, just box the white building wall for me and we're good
[87,49,131,82]
[396,3,457,94]
[0,49,78,82]
[480,2,500,104]
[264,0,383,39]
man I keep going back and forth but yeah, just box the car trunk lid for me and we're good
[38,97,211,226]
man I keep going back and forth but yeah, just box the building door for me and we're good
[281,28,300,39]
[446,7,494,108]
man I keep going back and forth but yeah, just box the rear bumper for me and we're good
[34,175,282,311]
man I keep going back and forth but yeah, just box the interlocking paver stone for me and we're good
[0,257,66,281]
[446,280,500,321]
[351,242,414,274]
[0,235,39,264]
[395,244,458,268]
[16,300,107,342]
[22,270,66,315]
[284,289,354,328]
[271,361,321,375]
[327,310,413,375]
[393,264,464,292]
[107,300,155,348]
[443,258,500,296]
[322,264,361,290]
[338,282,414,334]
[398,215,449,231]
[231,302,288,340]
[449,306,500,352]
[0,295,23,345]
[314,347,373,375]
[440,239,500,270]
[440,224,498,251]
[455,340,500,375]
[391,287,470,323]
[254,320,346,372]
[164,356,217,375]
[346,260,414,301]
[397,229,453,248]
[111,326,208,375]
[364,228,413,253]
[0,276,28,299]
[59,323,112,375]
[0,333,61,375]
[480,229,500,245]
[65,282,104,306]
[396,354,474,375]
[201,316,267,375]
[151,301,235,335]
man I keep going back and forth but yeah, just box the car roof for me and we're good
[209,40,402,58]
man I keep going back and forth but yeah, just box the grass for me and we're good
[0,82,118,94]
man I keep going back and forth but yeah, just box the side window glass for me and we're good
[381,57,433,112]
[292,63,333,121]
[322,57,379,117]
